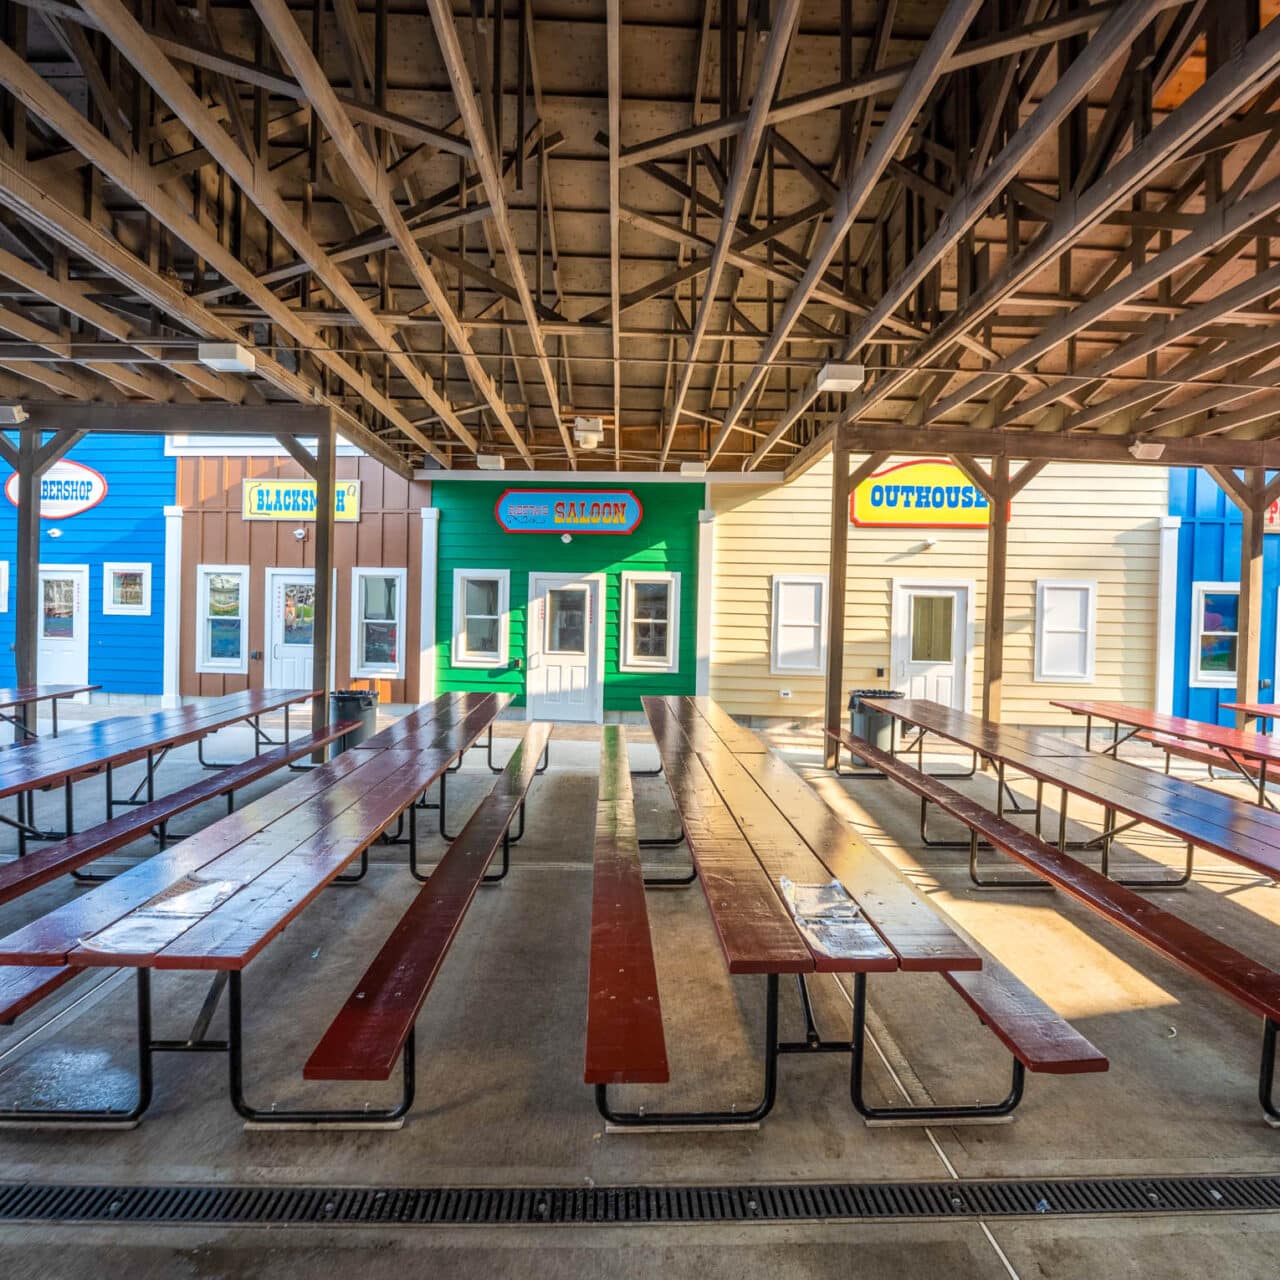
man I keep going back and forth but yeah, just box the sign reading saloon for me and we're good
[851,458,995,529]
[496,489,643,534]
[242,478,361,522]
[4,459,107,519]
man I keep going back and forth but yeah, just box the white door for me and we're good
[266,568,316,688]
[891,582,971,708]
[526,572,603,722]
[37,564,89,689]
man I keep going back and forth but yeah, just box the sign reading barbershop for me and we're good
[495,489,643,534]
[4,459,107,519]
[850,458,995,529]
[242,478,361,522]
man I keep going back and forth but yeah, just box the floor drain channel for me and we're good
[1,1175,1279,1226]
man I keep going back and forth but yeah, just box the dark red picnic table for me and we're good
[0,683,100,739]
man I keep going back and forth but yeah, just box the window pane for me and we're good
[362,575,397,622]
[547,588,587,653]
[910,595,953,663]
[778,622,820,670]
[42,578,74,638]
[779,581,821,626]
[282,583,314,646]
[1202,592,1238,633]
[1043,586,1087,631]
[465,578,499,618]
[633,619,669,660]
[633,582,669,621]
[112,571,144,607]
[208,617,241,660]
[1200,634,1238,675]
[208,573,241,619]
[1044,631,1088,678]
[363,621,398,667]
[465,616,499,655]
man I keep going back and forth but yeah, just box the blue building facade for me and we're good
[0,433,174,696]
[1169,468,1280,725]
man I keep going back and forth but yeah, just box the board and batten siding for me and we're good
[710,456,1167,726]
[176,454,430,702]
[433,481,700,712]
[0,433,172,695]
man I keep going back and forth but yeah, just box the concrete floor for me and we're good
[0,703,1279,1276]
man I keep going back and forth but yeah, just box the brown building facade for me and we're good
[175,448,431,704]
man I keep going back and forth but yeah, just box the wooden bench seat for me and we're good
[842,728,1280,1121]
[0,720,359,909]
[303,721,553,1085]
[0,964,75,1024]
[1136,731,1265,776]
[584,726,668,1087]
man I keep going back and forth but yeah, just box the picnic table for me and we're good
[0,689,316,855]
[862,697,1280,889]
[0,684,100,739]
[0,689,518,1127]
[1051,698,1280,808]
[585,696,1105,1128]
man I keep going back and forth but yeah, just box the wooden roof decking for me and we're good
[1,3,1279,474]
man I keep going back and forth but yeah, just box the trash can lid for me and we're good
[847,688,903,706]
[331,688,379,704]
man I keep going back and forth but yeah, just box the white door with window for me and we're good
[37,565,89,690]
[265,568,316,688]
[891,581,972,708]
[526,572,603,722]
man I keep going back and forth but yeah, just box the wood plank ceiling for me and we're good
[0,0,1278,475]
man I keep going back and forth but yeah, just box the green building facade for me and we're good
[431,480,703,719]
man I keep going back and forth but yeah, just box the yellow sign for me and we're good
[851,458,996,529]
[242,478,361,522]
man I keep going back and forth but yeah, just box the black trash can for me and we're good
[848,689,903,752]
[330,688,379,752]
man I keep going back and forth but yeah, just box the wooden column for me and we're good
[983,456,1011,724]
[822,439,852,769]
[311,425,336,739]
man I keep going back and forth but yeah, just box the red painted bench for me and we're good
[584,725,668,1089]
[845,729,1280,1124]
[1137,731,1265,778]
[301,722,553,1100]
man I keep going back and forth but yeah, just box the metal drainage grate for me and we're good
[0,1175,1279,1226]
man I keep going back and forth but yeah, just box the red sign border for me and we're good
[495,487,643,535]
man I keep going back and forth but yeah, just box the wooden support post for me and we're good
[310,425,336,746]
[1237,467,1266,728]
[823,438,852,769]
[983,456,1011,724]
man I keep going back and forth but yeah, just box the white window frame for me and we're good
[195,563,250,675]
[350,566,407,679]
[102,561,153,616]
[770,573,828,676]
[0,559,8,612]
[1034,579,1097,684]
[451,568,510,668]
[1190,580,1240,689]
[620,571,681,674]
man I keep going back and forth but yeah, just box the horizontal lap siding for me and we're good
[711,457,1166,726]
[434,482,700,711]
[177,455,430,701]
[0,434,172,695]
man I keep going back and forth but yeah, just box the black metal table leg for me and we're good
[1262,1018,1280,1127]
[595,974,778,1128]
[849,973,1025,1124]
[227,971,415,1126]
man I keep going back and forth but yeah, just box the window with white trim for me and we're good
[103,561,152,616]
[196,564,250,674]
[0,560,8,612]
[1191,581,1239,687]
[351,567,407,679]
[451,569,509,667]
[1034,579,1096,683]
[771,574,828,675]
[620,571,680,673]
